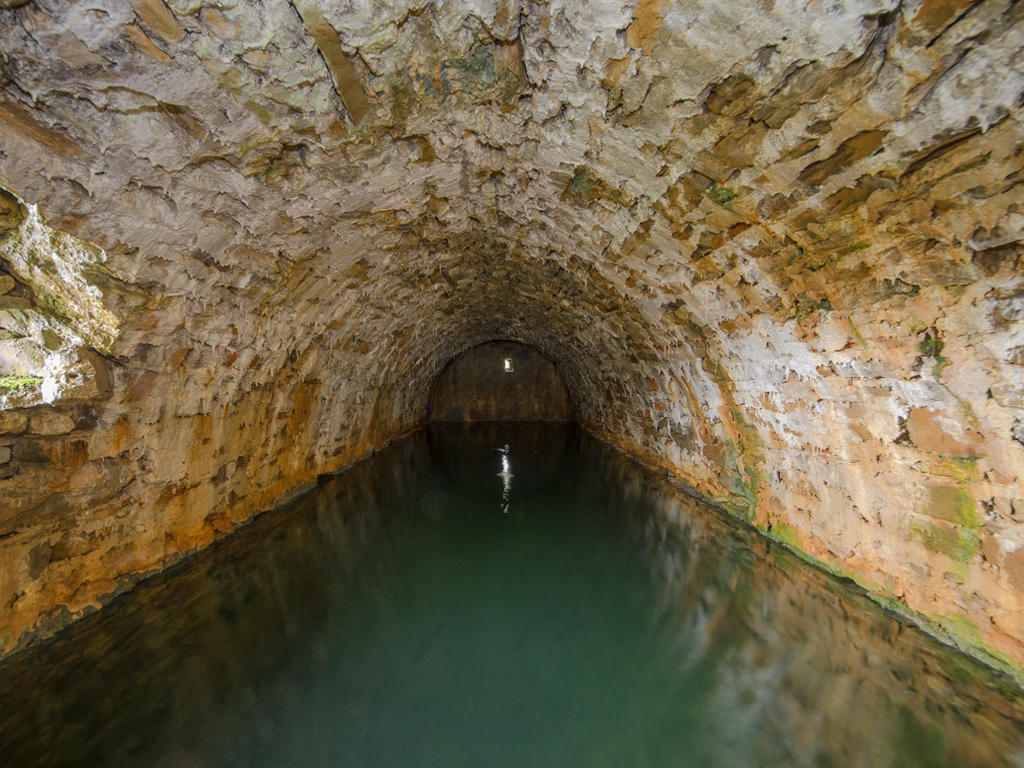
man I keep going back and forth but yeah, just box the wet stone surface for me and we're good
[0,424,1022,767]
[1,0,1023,670]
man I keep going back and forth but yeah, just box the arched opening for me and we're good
[426,340,573,423]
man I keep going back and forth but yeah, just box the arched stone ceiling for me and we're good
[1,0,1023,672]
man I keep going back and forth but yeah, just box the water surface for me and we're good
[2,424,1023,767]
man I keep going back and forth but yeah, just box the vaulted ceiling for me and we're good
[1,0,1023,669]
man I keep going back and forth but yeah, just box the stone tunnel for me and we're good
[0,0,1022,677]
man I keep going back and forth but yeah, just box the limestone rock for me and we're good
[28,410,75,436]
[133,0,184,45]
[0,410,27,434]
[906,407,985,458]
[0,0,1021,671]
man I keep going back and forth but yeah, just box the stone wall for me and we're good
[0,0,1022,672]
[429,341,571,422]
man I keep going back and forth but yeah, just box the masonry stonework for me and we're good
[0,0,1022,672]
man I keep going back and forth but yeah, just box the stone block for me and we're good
[0,411,28,434]
[29,411,75,436]
[907,407,984,458]
[49,350,113,404]
[0,295,31,310]
[124,24,172,63]
[134,0,184,44]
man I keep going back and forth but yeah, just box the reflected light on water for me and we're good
[497,443,513,514]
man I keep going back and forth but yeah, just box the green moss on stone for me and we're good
[563,167,628,207]
[698,352,765,519]
[845,318,868,347]
[909,518,979,563]
[0,374,43,391]
[917,329,948,380]
[725,411,766,518]
[450,48,496,89]
[909,485,982,581]
[929,485,980,527]
[568,167,603,203]
[770,521,801,547]
[933,613,1019,674]
[794,293,833,319]
[706,183,737,206]
[933,457,979,483]
[698,472,1023,684]
[918,334,944,359]
[880,277,920,298]
[702,480,1023,686]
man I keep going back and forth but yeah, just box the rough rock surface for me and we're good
[0,0,1022,668]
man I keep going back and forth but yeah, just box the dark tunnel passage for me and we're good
[427,341,573,423]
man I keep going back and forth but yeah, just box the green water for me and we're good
[2,424,1024,767]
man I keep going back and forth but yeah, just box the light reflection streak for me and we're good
[497,443,513,514]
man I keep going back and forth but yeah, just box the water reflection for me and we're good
[497,443,513,514]
[580,434,1024,767]
[0,424,1022,767]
